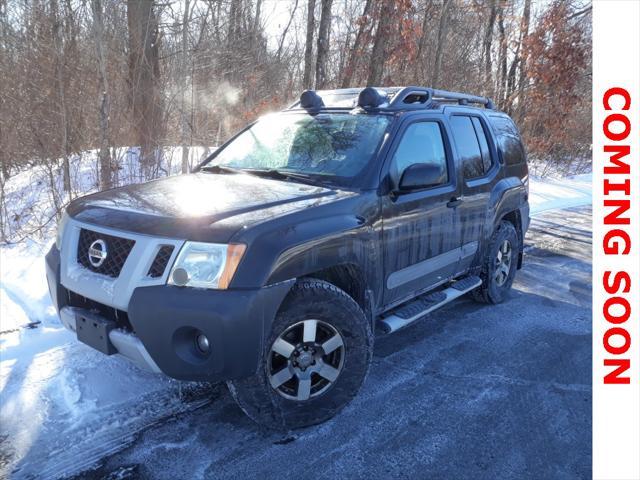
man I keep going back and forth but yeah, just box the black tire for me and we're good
[473,220,519,304]
[227,278,374,430]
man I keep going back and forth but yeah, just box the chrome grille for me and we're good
[77,228,135,278]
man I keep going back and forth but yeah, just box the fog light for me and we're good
[195,333,210,353]
[171,267,190,286]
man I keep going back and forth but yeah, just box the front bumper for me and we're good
[46,244,294,382]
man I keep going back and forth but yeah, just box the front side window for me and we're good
[391,121,448,185]
[210,112,391,182]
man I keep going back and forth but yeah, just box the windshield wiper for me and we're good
[200,164,242,174]
[243,169,328,186]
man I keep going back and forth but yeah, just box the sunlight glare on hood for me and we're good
[175,174,240,217]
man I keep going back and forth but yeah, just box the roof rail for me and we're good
[389,86,495,110]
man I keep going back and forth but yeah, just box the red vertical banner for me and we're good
[593,1,640,479]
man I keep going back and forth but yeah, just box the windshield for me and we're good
[207,112,390,184]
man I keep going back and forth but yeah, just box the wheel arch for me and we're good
[301,263,374,326]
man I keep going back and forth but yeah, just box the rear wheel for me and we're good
[473,220,519,304]
[227,278,373,430]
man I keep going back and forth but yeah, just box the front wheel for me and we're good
[473,220,519,304]
[227,279,373,430]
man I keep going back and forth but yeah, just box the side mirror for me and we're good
[398,163,446,192]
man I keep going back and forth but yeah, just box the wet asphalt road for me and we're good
[76,206,592,480]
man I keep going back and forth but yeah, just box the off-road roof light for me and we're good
[357,87,388,110]
[299,90,325,112]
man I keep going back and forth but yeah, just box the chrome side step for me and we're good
[378,275,482,334]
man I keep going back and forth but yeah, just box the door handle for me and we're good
[447,197,463,208]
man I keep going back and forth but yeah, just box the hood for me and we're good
[67,173,344,242]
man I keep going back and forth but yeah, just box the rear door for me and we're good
[446,110,502,274]
[381,114,463,307]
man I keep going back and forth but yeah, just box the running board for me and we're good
[378,275,482,334]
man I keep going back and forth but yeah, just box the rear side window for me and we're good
[449,116,484,179]
[391,122,448,185]
[471,117,492,173]
[488,116,526,166]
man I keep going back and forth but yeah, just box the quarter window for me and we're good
[488,115,526,166]
[391,122,448,186]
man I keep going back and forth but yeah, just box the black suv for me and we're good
[46,86,529,429]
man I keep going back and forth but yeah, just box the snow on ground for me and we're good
[0,167,592,479]
[528,173,592,216]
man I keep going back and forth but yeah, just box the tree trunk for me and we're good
[413,1,436,83]
[127,0,162,177]
[180,0,191,174]
[252,0,262,47]
[51,0,71,197]
[314,0,333,89]
[495,5,507,104]
[276,0,298,60]
[367,0,395,86]
[91,0,113,190]
[516,0,532,121]
[482,0,497,87]
[302,0,316,89]
[341,0,373,88]
[228,0,238,45]
[431,0,452,88]
[505,56,519,114]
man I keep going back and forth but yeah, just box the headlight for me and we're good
[168,242,246,290]
[55,211,70,249]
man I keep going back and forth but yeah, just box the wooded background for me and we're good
[0,0,591,241]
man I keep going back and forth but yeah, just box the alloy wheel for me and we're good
[268,319,345,401]
[494,239,512,286]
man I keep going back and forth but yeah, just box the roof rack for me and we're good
[389,86,495,110]
[286,86,495,112]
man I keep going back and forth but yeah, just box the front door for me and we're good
[382,117,463,307]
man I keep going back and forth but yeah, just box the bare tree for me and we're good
[413,1,437,83]
[367,0,395,85]
[495,3,507,104]
[127,0,162,175]
[516,0,532,120]
[91,0,112,190]
[51,0,71,197]
[482,0,498,86]
[342,0,374,87]
[431,0,452,88]
[302,0,316,89]
[276,0,299,61]
[180,0,192,174]
[314,0,332,89]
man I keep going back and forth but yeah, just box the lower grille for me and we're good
[67,290,133,331]
[77,228,135,278]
